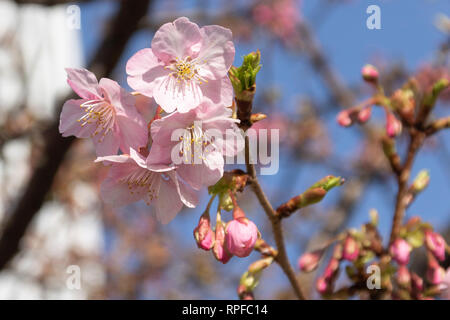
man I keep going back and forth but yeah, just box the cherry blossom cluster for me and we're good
[57,15,450,300]
[59,17,244,224]
[314,64,450,300]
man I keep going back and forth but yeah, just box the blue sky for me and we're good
[77,0,449,298]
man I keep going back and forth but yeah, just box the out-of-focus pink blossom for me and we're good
[343,236,359,261]
[59,68,147,156]
[425,230,447,262]
[252,4,273,25]
[147,100,242,190]
[250,113,288,144]
[252,0,301,43]
[126,17,235,113]
[390,238,412,265]
[415,65,450,101]
[225,207,258,258]
[194,212,215,251]
[95,148,198,224]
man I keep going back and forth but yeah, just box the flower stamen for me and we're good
[78,99,116,142]
[121,169,159,205]
[166,56,208,85]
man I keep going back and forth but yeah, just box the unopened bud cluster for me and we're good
[298,212,449,299]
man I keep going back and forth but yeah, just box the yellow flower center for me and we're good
[78,100,116,142]
[167,57,207,84]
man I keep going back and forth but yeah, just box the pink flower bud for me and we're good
[357,107,372,123]
[426,258,446,285]
[411,272,424,292]
[213,215,232,264]
[390,238,412,265]
[343,236,359,261]
[323,258,340,280]
[425,230,447,262]
[336,109,353,127]
[225,217,258,258]
[298,250,323,272]
[316,276,329,295]
[193,213,215,251]
[396,266,411,286]
[385,112,402,138]
[361,64,379,83]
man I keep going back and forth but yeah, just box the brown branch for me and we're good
[381,136,402,177]
[425,116,450,136]
[388,129,425,245]
[0,0,152,270]
[276,188,327,219]
[243,135,307,300]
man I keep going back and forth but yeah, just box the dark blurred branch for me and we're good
[244,135,307,300]
[0,113,38,150]
[0,0,152,270]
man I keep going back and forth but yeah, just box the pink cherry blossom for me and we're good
[425,230,447,262]
[225,217,258,258]
[147,100,242,190]
[126,17,235,113]
[132,92,158,123]
[95,148,198,224]
[59,68,147,156]
[390,238,412,265]
[253,0,301,43]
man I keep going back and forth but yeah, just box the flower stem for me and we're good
[244,135,307,300]
[388,129,424,245]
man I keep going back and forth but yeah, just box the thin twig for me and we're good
[388,129,425,245]
[244,135,307,300]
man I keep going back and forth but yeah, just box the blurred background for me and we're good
[0,0,448,299]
